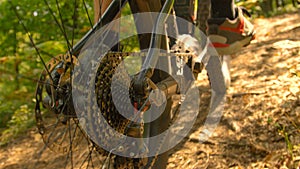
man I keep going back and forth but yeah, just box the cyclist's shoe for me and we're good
[208,7,255,55]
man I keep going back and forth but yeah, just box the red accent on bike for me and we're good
[134,102,138,114]
[191,16,196,22]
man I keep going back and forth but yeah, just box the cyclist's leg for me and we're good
[129,0,170,83]
[211,0,235,19]
[94,0,121,51]
[94,0,120,23]
[129,0,163,49]
[94,0,108,23]
[173,0,195,34]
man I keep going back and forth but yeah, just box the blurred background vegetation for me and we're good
[236,0,299,17]
[0,0,94,145]
[0,0,299,146]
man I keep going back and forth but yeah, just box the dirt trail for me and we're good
[168,11,300,168]
[1,12,300,169]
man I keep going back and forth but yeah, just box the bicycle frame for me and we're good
[72,0,127,56]
[72,0,175,88]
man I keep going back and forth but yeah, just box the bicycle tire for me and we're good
[30,0,173,167]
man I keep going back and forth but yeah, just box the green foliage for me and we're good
[0,0,139,145]
[236,0,299,17]
[276,122,294,154]
[0,0,93,144]
[0,104,34,146]
[0,101,14,129]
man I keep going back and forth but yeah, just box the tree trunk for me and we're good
[13,28,20,90]
[260,0,274,15]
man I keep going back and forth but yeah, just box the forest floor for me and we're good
[0,11,300,169]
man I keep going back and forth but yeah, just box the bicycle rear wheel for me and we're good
[10,0,138,168]
[25,0,171,167]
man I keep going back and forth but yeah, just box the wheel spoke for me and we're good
[83,0,94,28]
[9,0,55,83]
[43,0,72,52]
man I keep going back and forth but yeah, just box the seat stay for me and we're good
[71,0,128,56]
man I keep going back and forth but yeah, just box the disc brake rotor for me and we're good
[35,54,84,153]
